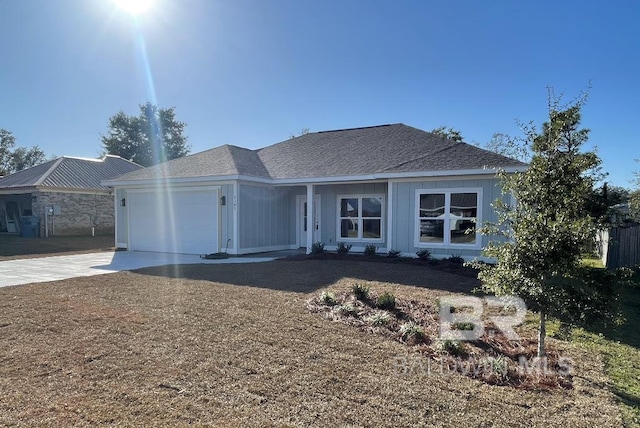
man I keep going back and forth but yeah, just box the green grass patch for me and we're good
[580,256,605,269]
[522,260,640,426]
[572,263,640,426]
[571,326,640,426]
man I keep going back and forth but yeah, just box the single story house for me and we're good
[104,124,526,259]
[0,155,142,236]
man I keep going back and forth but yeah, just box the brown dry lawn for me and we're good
[0,260,624,427]
[0,234,114,261]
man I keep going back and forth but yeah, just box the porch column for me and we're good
[306,184,314,254]
[387,181,393,253]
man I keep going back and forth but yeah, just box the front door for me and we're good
[298,195,321,248]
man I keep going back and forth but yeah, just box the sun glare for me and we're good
[113,0,153,16]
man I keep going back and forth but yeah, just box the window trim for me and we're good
[414,188,482,249]
[336,194,385,243]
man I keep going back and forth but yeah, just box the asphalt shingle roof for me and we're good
[112,145,271,182]
[0,155,142,191]
[107,124,526,183]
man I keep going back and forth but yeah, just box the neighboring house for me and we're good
[104,124,526,259]
[0,155,142,236]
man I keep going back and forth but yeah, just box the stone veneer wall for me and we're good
[33,191,115,236]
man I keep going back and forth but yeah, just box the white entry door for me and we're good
[298,195,321,248]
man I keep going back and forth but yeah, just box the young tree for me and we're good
[430,126,464,143]
[630,190,640,221]
[101,102,190,167]
[475,92,603,357]
[0,128,47,176]
[289,128,310,138]
[484,132,531,163]
[585,183,631,225]
[631,163,640,221]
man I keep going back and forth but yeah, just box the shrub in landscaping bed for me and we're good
[376,292,396,310]
[307,284,574,389]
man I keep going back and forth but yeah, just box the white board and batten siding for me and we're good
[115,187,128,248]
[237,184,296,254]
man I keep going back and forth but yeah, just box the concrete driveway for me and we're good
[0,251,278,288]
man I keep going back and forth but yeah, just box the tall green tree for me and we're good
[475,92,604,357]
[430,126,464,143]
[0,128,47,176]
[101,102,190,167]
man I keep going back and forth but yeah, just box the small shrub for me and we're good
[416,249,431,261]
[376,292,396,310]
[553,322,573,341]
[452,321,475,331]
[352,283,370,300]
[337,303,359,317]
[400,321,425,342]
[618,266,639,288]
[387,249,402,258]
[447,254,465,264]
[311,242,325,255]
[484,356,510,379]
[368,311,392,326]
[364,244,378,256]
[438,339,466,357]
[336,242,352,255]
[319,290,337,306]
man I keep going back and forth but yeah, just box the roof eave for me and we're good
[102,174,244,187]
[0,186,38,195]
[268,166,526,184]
[102,165,527,187]
[0,185,112,194]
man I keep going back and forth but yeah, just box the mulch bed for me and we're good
[307,287,573,390]
[281,252,480,278]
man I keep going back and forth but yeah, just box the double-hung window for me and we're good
[416,189,481,247]
[338,195,384,241]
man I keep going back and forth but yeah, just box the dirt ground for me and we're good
[0,234,114,260]
[0,260,623,427]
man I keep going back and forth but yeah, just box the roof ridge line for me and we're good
[226,145,272,179]
[103,155,143,168]
[34,158,63,186]
[60,155,102,162]
[315,123,400,134]
[381,142,460,172]
[224,145,242,174]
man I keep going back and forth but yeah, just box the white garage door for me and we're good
[128,188,218,254]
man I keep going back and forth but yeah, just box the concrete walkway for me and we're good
[0,251,278,288]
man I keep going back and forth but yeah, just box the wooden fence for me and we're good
[599,225,640,269]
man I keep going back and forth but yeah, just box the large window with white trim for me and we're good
[338,195,384,241]
[417,189,480,246]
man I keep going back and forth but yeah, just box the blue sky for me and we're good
[1,0,638,187]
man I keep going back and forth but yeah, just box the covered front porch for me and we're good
[236,180,390,255]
